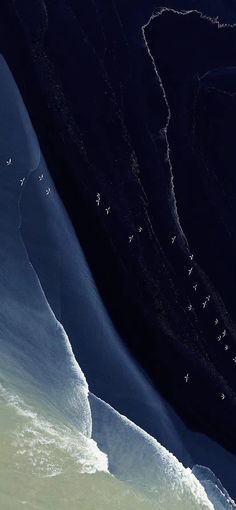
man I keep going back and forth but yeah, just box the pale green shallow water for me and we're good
[0,385,154,510]
[0,383,215,510]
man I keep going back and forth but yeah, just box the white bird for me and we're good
[20,178,25,187]
[45,188,51,196]
[184,373,189,383]
[193,284,198,291]
[129,235,134,244]
[105,207,110,215]
[138,226,143,233]
[221,393,225,400]
[232,357,236,363]
[38,174,44,181]
[171,236,176,244]
[189,254,194,260]
[188,267,193,276]
[217,335,222,342]
[6,157,12,166]
[96,193,101,206]
[202,301,207,309]
[214,318,219,326]
[188,304,193,311]
[222,329,226,338]
[225,345,229,351]
[206,295,211,302]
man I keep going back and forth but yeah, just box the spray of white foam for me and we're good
[90,394,215,510]
[0,382,108,477]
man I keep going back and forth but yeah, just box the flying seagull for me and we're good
[96,193,101,206]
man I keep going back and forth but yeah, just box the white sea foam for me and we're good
[0,382,108,477]
[90,394,215,510]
